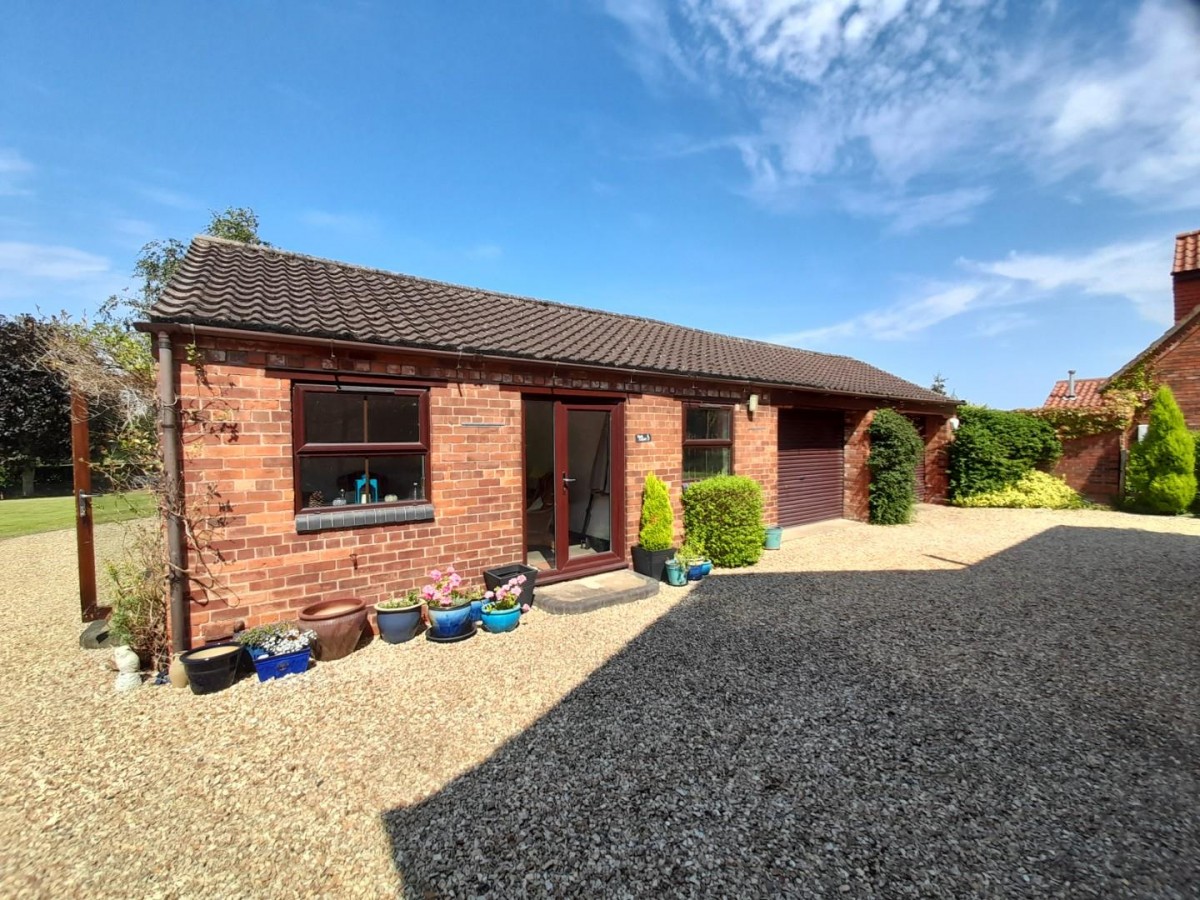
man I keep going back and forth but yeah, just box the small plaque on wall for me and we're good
[635,433,652,443]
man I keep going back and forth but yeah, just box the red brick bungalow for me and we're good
[1043,228,1200,503]
[143,236,957,648]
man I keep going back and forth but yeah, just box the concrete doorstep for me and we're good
[536,569,661,615]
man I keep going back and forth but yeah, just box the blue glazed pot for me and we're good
[686,559,712,581]
[481,605,521,633]
[251,647,311,682]
[665,561,687,586]
[470,598,483,624]
[427,602,474,638]
[375,604,424,644]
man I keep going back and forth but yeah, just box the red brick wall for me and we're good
[1051,432,1123,503]
[923,416,953,503]
[843,410,873,522]
[1154,323,1200,428]
[734,401,778,526]
[1173,274,1200,326]
[625,393,685,548]
[167,332,952,644]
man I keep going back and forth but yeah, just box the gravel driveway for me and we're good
[1,506,1196,898]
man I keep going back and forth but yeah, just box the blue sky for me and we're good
[1,0,1197,408]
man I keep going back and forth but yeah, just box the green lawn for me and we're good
[0,491,156,539]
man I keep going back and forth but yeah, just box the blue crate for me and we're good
[252,648,311,682]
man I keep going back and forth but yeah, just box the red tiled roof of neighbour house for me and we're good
[1172,229,1200,274]
[148,236,955,406]
[1042,377,1109,409]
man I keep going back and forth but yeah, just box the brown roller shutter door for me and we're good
[777,409,844,526]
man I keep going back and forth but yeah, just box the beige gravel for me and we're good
[0,505,1197,898]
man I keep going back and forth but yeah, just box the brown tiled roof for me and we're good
[150,236,953,405]
[1173,229,1200,275]
[1042,377,1107,409]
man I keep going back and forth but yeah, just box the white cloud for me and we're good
[766,233,1173,350]
[0,242,110,280]
[770,282,994,345]
[605,0,1200,218]
[0,148,34,196]
[842,186,993,234]
[136,185,201,210]
[971,238,1171,323]
[299,209,379,233]
[466,242,503,261]
[0,241,123,316]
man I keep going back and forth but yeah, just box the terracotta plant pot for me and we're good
[299,597,367,661]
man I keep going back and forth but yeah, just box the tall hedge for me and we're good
[1125,386,1196,514]
[638,472,674,551]
[948,405,1062,501]
[681,475,765,567]
[868,409,924,524]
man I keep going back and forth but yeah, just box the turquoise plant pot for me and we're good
[665,561,687,586]
[764,526,783,550]
[481,605,521,633]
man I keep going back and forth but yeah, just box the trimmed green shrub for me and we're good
[638,472,674,551]
[948,405,1062,501]
[1124,386,1196,515]
[681,475,765,567]
[868,408,924,525]
[1194,431,1200,514]
[955,470,1089,510]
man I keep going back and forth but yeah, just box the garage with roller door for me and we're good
[777,409,845,527]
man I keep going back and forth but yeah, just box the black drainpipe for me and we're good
[157,331,188,652]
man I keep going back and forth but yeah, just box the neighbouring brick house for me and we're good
[143,236,956,646]
[1042,228,1200,503]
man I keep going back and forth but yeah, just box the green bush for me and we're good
[1194,432,1200,514]
[638,472,675,551]
[105,536,168,669]
[954,470,1089,509]
[948,405,1062,500]
[868,409,924,525]
[681,475,765,567]
[1124,386,1196,515]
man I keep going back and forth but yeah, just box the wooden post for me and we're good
[72,391,104,621]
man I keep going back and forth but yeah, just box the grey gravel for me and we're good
[385,509,1200,899]
[0,507,1197,898]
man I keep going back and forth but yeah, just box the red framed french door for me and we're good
[522,397,625,580]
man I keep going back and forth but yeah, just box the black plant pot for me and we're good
[631,545,675,582]
[484,563,539,607]
[179,643,245,696]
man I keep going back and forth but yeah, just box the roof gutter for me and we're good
[136,320,959,413]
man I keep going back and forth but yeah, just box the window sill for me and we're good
[295,503,434,534]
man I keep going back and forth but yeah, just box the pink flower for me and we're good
[485,591,495,600]
[429,569,442,581]
[521,603,531,613]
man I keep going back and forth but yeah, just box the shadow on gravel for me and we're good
[383,526,1199,898]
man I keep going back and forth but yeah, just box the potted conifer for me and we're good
[631,472,677,581]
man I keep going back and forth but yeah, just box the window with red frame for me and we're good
[292,384,430,511]
[683,403,733,483]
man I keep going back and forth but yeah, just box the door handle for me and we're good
[77,491,94,518]
[562,475,577,486]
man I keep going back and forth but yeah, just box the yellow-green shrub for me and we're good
[954,470,1089,510]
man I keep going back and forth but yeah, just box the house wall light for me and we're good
[949,416,960,431]
[747,393,760,413]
